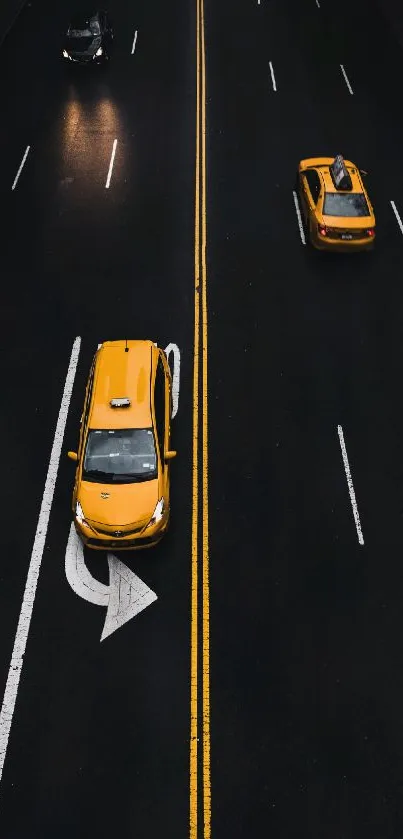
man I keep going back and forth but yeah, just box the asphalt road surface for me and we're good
[1,0,403,837]
[0,0,195,836]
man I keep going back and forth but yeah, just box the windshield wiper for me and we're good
[83,469,115,481]
[83,469,156,483]
[112,472,156,483]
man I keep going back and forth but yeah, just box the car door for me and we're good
[98,11,106,44]
[153,354,166,464]
[162,352,173,504]
[73,358,95,506]
[301,169,320,228]
[359,171,374,219]
[161,350,172,445]
[101,10,113,44]
[155,352,174,498]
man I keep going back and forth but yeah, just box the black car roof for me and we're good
[69,10,100,26]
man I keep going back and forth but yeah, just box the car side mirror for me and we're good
[165,450,177,461]
[67,451,78,461]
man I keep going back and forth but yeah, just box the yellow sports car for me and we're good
[298,155,375,250]
[67,339,176,550]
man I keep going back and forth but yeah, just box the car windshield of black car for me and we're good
[68,17,100,36]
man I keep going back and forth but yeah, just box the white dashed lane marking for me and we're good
[337,424,364,546]
[292,191,306,245]
[269,61,277,92]
[340,64,354,94]
[11,145,30,190]
[390,200,403,235]
[105,139,118,189]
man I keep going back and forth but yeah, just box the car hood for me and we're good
[79,478,160,528]
[65,34,101,55]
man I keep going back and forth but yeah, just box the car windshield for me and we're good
[83,428,157,483]
[68,17,100,36]
[323,191,370,217]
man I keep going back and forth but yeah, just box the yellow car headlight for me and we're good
[147,498,165,528]
[75,501,88,526]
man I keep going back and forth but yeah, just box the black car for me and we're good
[62,10,113,64]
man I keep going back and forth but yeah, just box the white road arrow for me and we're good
[65,523,158,641]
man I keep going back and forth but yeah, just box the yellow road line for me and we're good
[200,0,211,834]
[191,0,210,833]
[190,0,201,830]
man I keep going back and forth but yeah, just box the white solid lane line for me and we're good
[390,200,403,235]
[269,61,277,92]
[340,64,354,94]
[105,139,118,189]
[292,191,306,245]
[11,145,30,191]
[337,425,364,546]
[0,337,81,783]
[131,29,138,54]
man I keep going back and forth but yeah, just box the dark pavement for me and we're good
[207,0,403,837]
[0,0,195,836]
[1,0,403,836]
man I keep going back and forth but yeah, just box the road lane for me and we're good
[0,0,196,833]
[207,0,403,836]
[0,440,192,838]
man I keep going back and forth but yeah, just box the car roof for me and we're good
[300,157,364,194]
[319,166,363,194]
[319,163,363,195]
[89,340,155,430]
[69,11,100,25]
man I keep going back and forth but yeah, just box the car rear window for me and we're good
[323,192,370,217]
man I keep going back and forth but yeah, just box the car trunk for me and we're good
[321,215,374,240]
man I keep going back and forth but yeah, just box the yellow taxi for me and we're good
[298,154,375,250]
[67,339,176,550]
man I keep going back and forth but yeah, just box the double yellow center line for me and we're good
[190,0,210,832]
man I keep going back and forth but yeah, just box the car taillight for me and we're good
[366,228,375,237]
[318,224,327,236]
